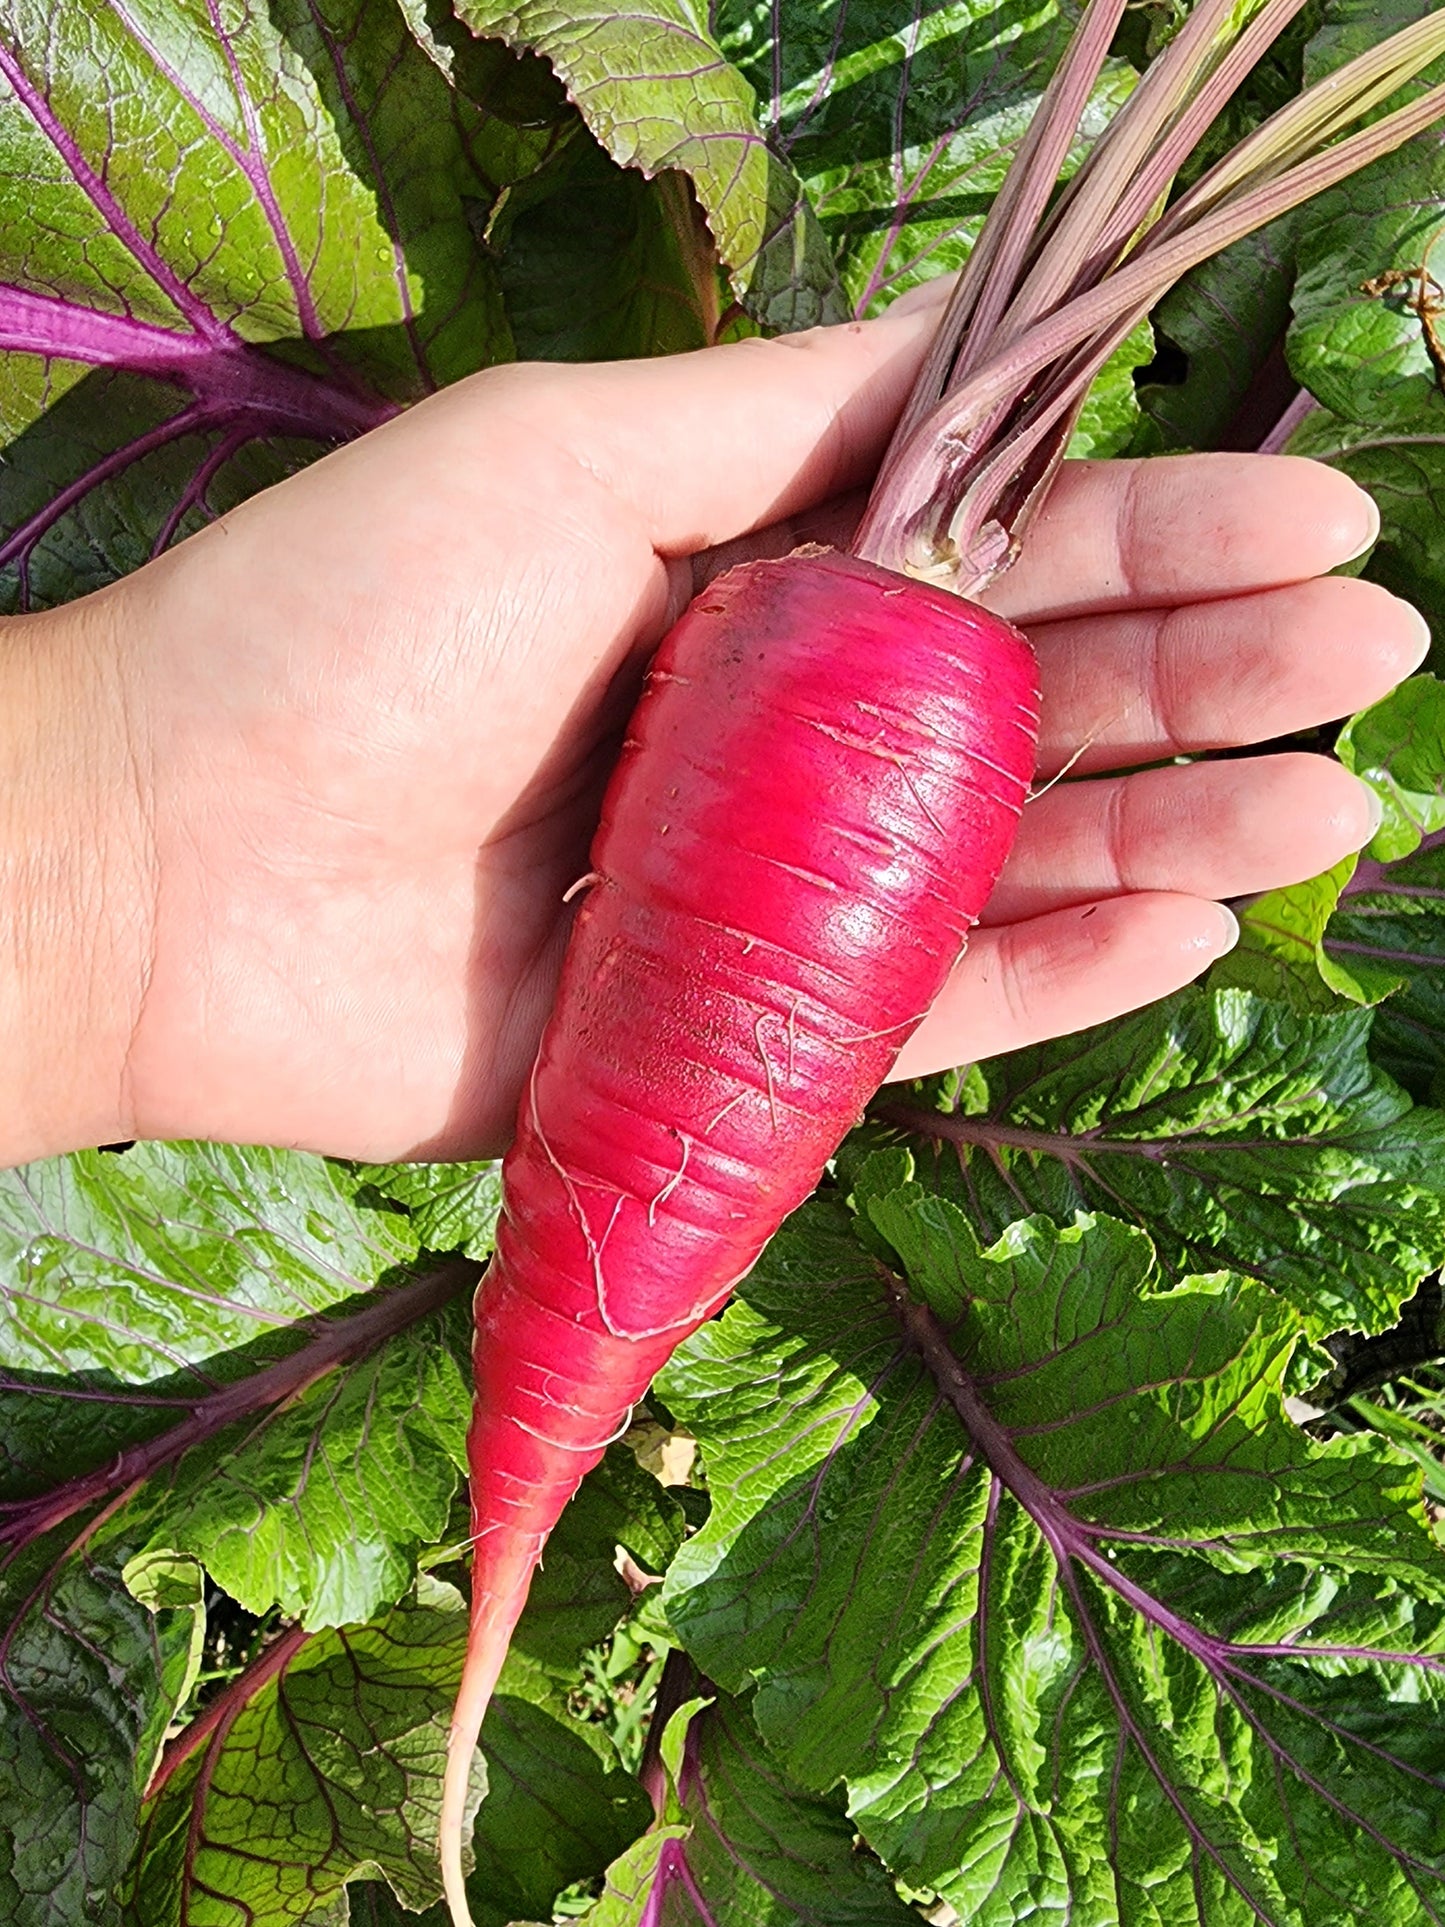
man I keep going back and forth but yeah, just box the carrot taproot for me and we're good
[438,551,1037,1922]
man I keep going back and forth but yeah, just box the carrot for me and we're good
[444,556,1036,1922]
[440,6,1445,1918]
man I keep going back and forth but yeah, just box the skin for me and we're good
[0,278,1426,1166]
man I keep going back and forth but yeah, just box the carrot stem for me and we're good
[856,10,1445,584]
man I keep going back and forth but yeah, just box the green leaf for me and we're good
[1212,855,1384,1011]
[714,0,1135,321]
[1136,215,1301,452]
[0,1259,467,1916]
[517,1444,687,1675]
[660,1199,1445,1922]
[126,1575,651,1926]
[465,1659,652,1927]
[1288,405,1445,655]
[1326,837,1445,1104]
[450,0,843,331]
[349,1156,503,1262]
[125,1299,475,1630]
[1066,317,1157,461]
[1270,1,1445,645]
[494,140,715,360]
[546,1827,690,1927]
[872,984,1445,1339]
[1337,673,1445,861]
[1288,0,1445,434]
[0,1520,200,1927]
[125,1586,479,1925]
[564,1688,917,1927]
[1317,675,1445,1096]
[0,1142,417,1385]
[0,0,558,610]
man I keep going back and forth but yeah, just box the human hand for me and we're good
[20,288,1424,1163]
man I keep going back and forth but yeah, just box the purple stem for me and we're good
[194,0,328,343]
[149,424,253,557]
[638,1836,721,1927]
[1344,830,1445,899]
[1257,385,1322,454]
[0,284,395,436]
[638,1647,701,1818]
[146,1620,312,1800]
[0,286,211,374]
[0,1260,477,1558]
[887,1278,1228,1669]
[0,40,231,345]
[0,402,221,574]
[882,1272,1445,1875]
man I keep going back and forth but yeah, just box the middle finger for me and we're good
[1030,573,1428,779]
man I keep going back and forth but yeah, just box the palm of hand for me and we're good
[107,309,1422,1160]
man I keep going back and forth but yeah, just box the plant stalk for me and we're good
[0,1260,479,1557]
[853,1,1445,591]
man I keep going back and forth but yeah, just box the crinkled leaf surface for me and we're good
[0,1521,200,1927]
[1337,673,1445,863]
[1268,0,1445,644]
[0,0,564,610]
[659,1192,1445,1923]
[0,1265,467,1923]
[0,1148,445,1920]
[1327,837,1445,1105]
[125,1298,474,1629]
[350,1156,503,1262]
[0,1141,416,1386]
[871,985,1445,1339]
[1212,856,1380,1012]
[125,1559,651,1926]
[1288,0,1445,433]
[125,1584,474,1925]
[450,0,842,331]
[563,1688,918,1927]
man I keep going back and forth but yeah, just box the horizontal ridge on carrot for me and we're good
[441,2,1445,1918]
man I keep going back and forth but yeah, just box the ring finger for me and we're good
[980,751,1378,925]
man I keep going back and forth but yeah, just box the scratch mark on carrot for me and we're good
[648,1132,692,1226]
[755,1013,781,1130]
[705,1090,749,1135]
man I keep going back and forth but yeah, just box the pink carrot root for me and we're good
[439,550,1038,1925]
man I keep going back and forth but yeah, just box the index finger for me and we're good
[463,284,950,559]
[980,453,1379,624]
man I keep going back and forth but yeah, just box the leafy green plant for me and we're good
[6,0,1445,1921]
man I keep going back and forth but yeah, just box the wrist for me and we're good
[0,594,155,1163]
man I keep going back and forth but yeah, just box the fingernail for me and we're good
[1210,903,1241,954]
[1398,598,1432,667]
[1342,489,1381,563]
